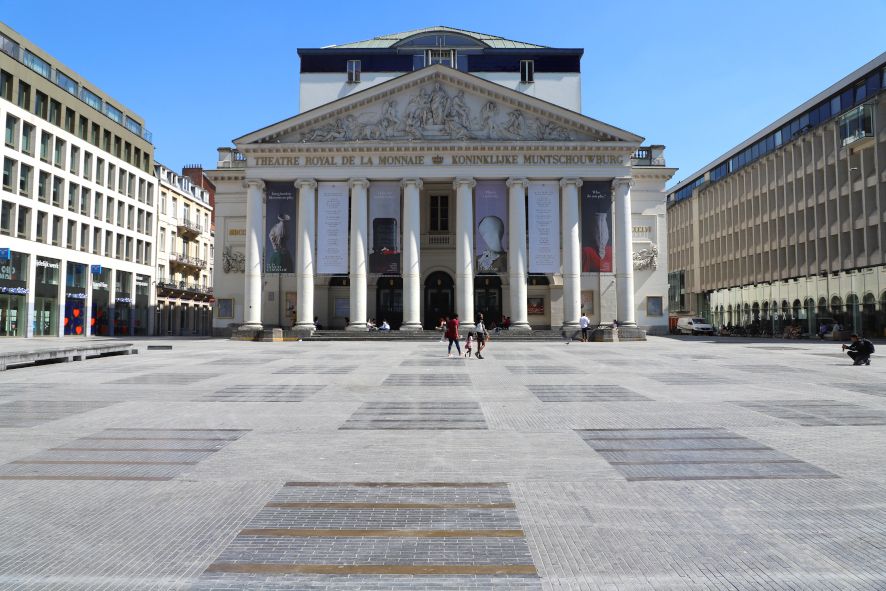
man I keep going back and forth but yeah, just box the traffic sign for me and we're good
[90,264,102,274]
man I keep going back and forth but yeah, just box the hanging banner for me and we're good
[368,181,401,274]
[581,181,613,272]
[528,181,560,274]
[316,182,349,274]
[264,182,297,273]
[474,180,508,273]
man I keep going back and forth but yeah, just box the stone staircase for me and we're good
[296,329,570,342]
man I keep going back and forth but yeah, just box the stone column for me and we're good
[347,178,370,331]
[400,178,423,331]
[454,178,476,330]
[613,177,636,326]
[241,179,264,329]
[294,179,317,335]
[506,177,530,331]
[560,178,583,330]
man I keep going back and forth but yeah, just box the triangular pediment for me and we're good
[235,65,642,146]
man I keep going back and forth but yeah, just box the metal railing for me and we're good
[157,278,213,296]
[169,252,207,269]
[421,233,453,248]
[175,217,203,234]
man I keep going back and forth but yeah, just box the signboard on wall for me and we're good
[316,182,349,274]
[528,181,560,274]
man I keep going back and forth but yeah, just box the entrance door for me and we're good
[474,275,502,328]
[376,276,403,329]
[424,271,454,329]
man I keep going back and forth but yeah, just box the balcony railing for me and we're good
[157,278,213,297]
[631,146,666,167]
[175,217,203,235]
[169,252,207,270]
[421,233,453,249]
[839,104,874,148]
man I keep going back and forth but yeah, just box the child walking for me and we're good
[464,332,475,358]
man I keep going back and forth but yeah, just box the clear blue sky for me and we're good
[3,1,885,187]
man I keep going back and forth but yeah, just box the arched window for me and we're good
[762,301,770,320]
[752,302,760,321]
[818,297,828,317]
[830,296,843,317]
[792,299,802,320]
[781,300,790,319]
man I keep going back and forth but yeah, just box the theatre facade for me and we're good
[208,29,675,337]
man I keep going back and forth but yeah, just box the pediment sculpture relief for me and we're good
[296,82,591,143]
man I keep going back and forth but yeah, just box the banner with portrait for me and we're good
[581,181,613,272]
[316,182,349,274]
[474,180,508,273]
[368,182,401,274]
[264,182,297,273]
[528,180,560,274]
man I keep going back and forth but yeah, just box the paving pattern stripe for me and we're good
[237,527,525,537]
[607,459,808,465]
[51,447,225,452]
[10,460,199,465]
[591,446,774,452]
[77,436,242,441]
[284,482,508,488]
[579,428,722,431]
[624,474,841,482]
[104,427,247,431]
[264,502,517,509]
[203,563,538,576]
[581,436,748,441]
[0,475,173,481]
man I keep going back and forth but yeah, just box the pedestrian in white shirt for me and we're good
[579,313,590,342]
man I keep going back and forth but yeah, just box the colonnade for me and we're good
[240,176,637,333]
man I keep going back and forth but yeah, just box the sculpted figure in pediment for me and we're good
[503,109,525,138]
[429,82,450,125]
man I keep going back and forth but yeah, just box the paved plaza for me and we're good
[1,336,885,590]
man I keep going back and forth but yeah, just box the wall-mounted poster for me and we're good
[581,181,612,272]
[527,297,545,315]
[369,182,401,274]
[474,180,508,273]
[217,299,234,319]
[285,292,297,327]
[528,181,560,274]
[265,182,297,273]
[581,290,595,315]
[317,182,349,274]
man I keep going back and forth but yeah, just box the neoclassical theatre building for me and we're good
[208,27,676,337]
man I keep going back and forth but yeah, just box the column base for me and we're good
[399,323,423,332]
[232,325,263,341]
[614,325,647,341]
[293,324,316,337]
[345,323,369,332]
[458,324,476,335]
[508,322,532,332]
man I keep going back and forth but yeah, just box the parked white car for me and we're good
[676,317,715,335]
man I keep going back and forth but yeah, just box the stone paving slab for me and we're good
[0,337,884,589]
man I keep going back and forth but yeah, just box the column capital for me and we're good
[294,178,317,190]
[348,178,370,191]
[401,178,423,190]
[612,177,633,192]
[453,178,476,190]
[506,177,529,190]
[243,179,265,191]
[559,178,584,189]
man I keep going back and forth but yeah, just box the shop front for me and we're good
[64,261,87,336]
[0,250,28,337]
[34,256,61,336]
[91,268,111,336]
[134,274,150,336]
[114,270,132,336]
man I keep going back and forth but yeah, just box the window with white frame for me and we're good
[520,60,534,83]
[346,60,361,83]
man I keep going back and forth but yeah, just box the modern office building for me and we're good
[154,163,214,336]
[0,22,157,338]
[208,26,676,338]
[667,52,886,337]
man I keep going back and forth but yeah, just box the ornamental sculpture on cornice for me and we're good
[295,82,586,143]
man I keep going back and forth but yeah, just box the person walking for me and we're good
[842,333,875,365]
[464,332,474,358]
[475,314,489,359]
[579,312,591,342]
[438,316,447,342]
[445,314,461,357]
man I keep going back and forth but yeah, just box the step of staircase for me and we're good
[295,329,569,341]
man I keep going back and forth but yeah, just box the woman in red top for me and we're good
[446,314,461,357]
